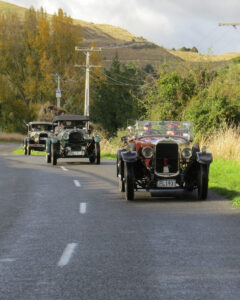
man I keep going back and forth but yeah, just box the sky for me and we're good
[4,0,240,54]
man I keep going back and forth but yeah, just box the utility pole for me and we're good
[75,47,102,117]
[56,73,62,108]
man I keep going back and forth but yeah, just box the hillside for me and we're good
[0,0,238,69]
[169,50,240,62]
[0,0,183,69]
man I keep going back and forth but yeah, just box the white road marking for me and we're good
[79,202,87,214]
[61,166,68,171]
[0,258,15,262]
[57,243,78,267]
[74,180,81,187]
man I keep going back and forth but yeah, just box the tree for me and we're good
[91,55,144,136]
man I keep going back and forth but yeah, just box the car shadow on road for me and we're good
[60,161,115,166]
[132,188,230,203]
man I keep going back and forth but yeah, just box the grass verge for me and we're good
[209,158,240,206]
[12,146,45,156]
[101,153,117,160]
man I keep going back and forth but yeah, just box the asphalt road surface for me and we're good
[0,145,240,300]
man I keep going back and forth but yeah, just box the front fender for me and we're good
[121,151,137,163]
[196,152,213,165]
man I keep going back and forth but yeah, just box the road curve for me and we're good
[0,145,240,300]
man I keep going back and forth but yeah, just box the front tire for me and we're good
[95,142,100,164]
[197,164,209,200]
[51,143,57,165]
[117,150,125,192]
[46,153,51,163]
[27,142,31,156]
[24,143,27,155]
[124,163,134,201]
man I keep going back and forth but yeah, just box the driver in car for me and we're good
[142,122,154,135]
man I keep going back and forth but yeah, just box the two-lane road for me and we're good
[0,146,240,300]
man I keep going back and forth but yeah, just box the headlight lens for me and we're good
[142,146,153,158]
[63,132,69,140]
[181,147,192,159]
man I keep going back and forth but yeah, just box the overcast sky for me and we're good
[4,0,240,54]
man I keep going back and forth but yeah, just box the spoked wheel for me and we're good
[124,163,134,201]
[51,143,57,165]
[197,164,209,200]
[95,142,100,164]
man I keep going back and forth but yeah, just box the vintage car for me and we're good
[117,120,213,201]
[24,121,53,155]
[45,115,101,165]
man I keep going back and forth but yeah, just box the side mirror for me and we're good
[121,136,127,143]
[128,126,134,134]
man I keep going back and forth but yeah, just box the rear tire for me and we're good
[124,163,134,201]
[197,164,208,200]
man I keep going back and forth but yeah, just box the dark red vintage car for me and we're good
[117,121,213,201]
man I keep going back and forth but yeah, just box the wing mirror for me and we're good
[121,136,127,143]
[128,126,134,134]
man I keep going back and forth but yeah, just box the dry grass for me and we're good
[169,50,240,62]
[0,132,24,143]
[202,125,240,163]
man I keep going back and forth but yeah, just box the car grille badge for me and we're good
[163,157,169,173]
[163,166,169,173]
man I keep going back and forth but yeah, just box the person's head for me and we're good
[144,122,152,131]
[58,121,64,129]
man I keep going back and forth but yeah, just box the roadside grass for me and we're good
[209,158,240,206]
[101,153,117,160]
[12,146,45,156]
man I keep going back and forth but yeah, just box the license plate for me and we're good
[68,151,85,156]
[157,179,176,188]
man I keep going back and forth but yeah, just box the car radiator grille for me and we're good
[69,132,84,150]
[69,132,83,143]
[39,133,48,144]
[155,143,178,173]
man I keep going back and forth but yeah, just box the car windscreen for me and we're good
[31,124,52,131]
[135,121,193,139]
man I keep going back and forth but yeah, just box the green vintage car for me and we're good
[45,115,101,165]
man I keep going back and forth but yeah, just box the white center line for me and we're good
[74,180,81,187]
[0,258,15,262]
[61,166,68,171]
[57,243,78,267]
[79,202,87,214]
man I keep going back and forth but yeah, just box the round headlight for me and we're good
[63,132,69,140]
[142,146,153,158]
[181,147,192,159]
